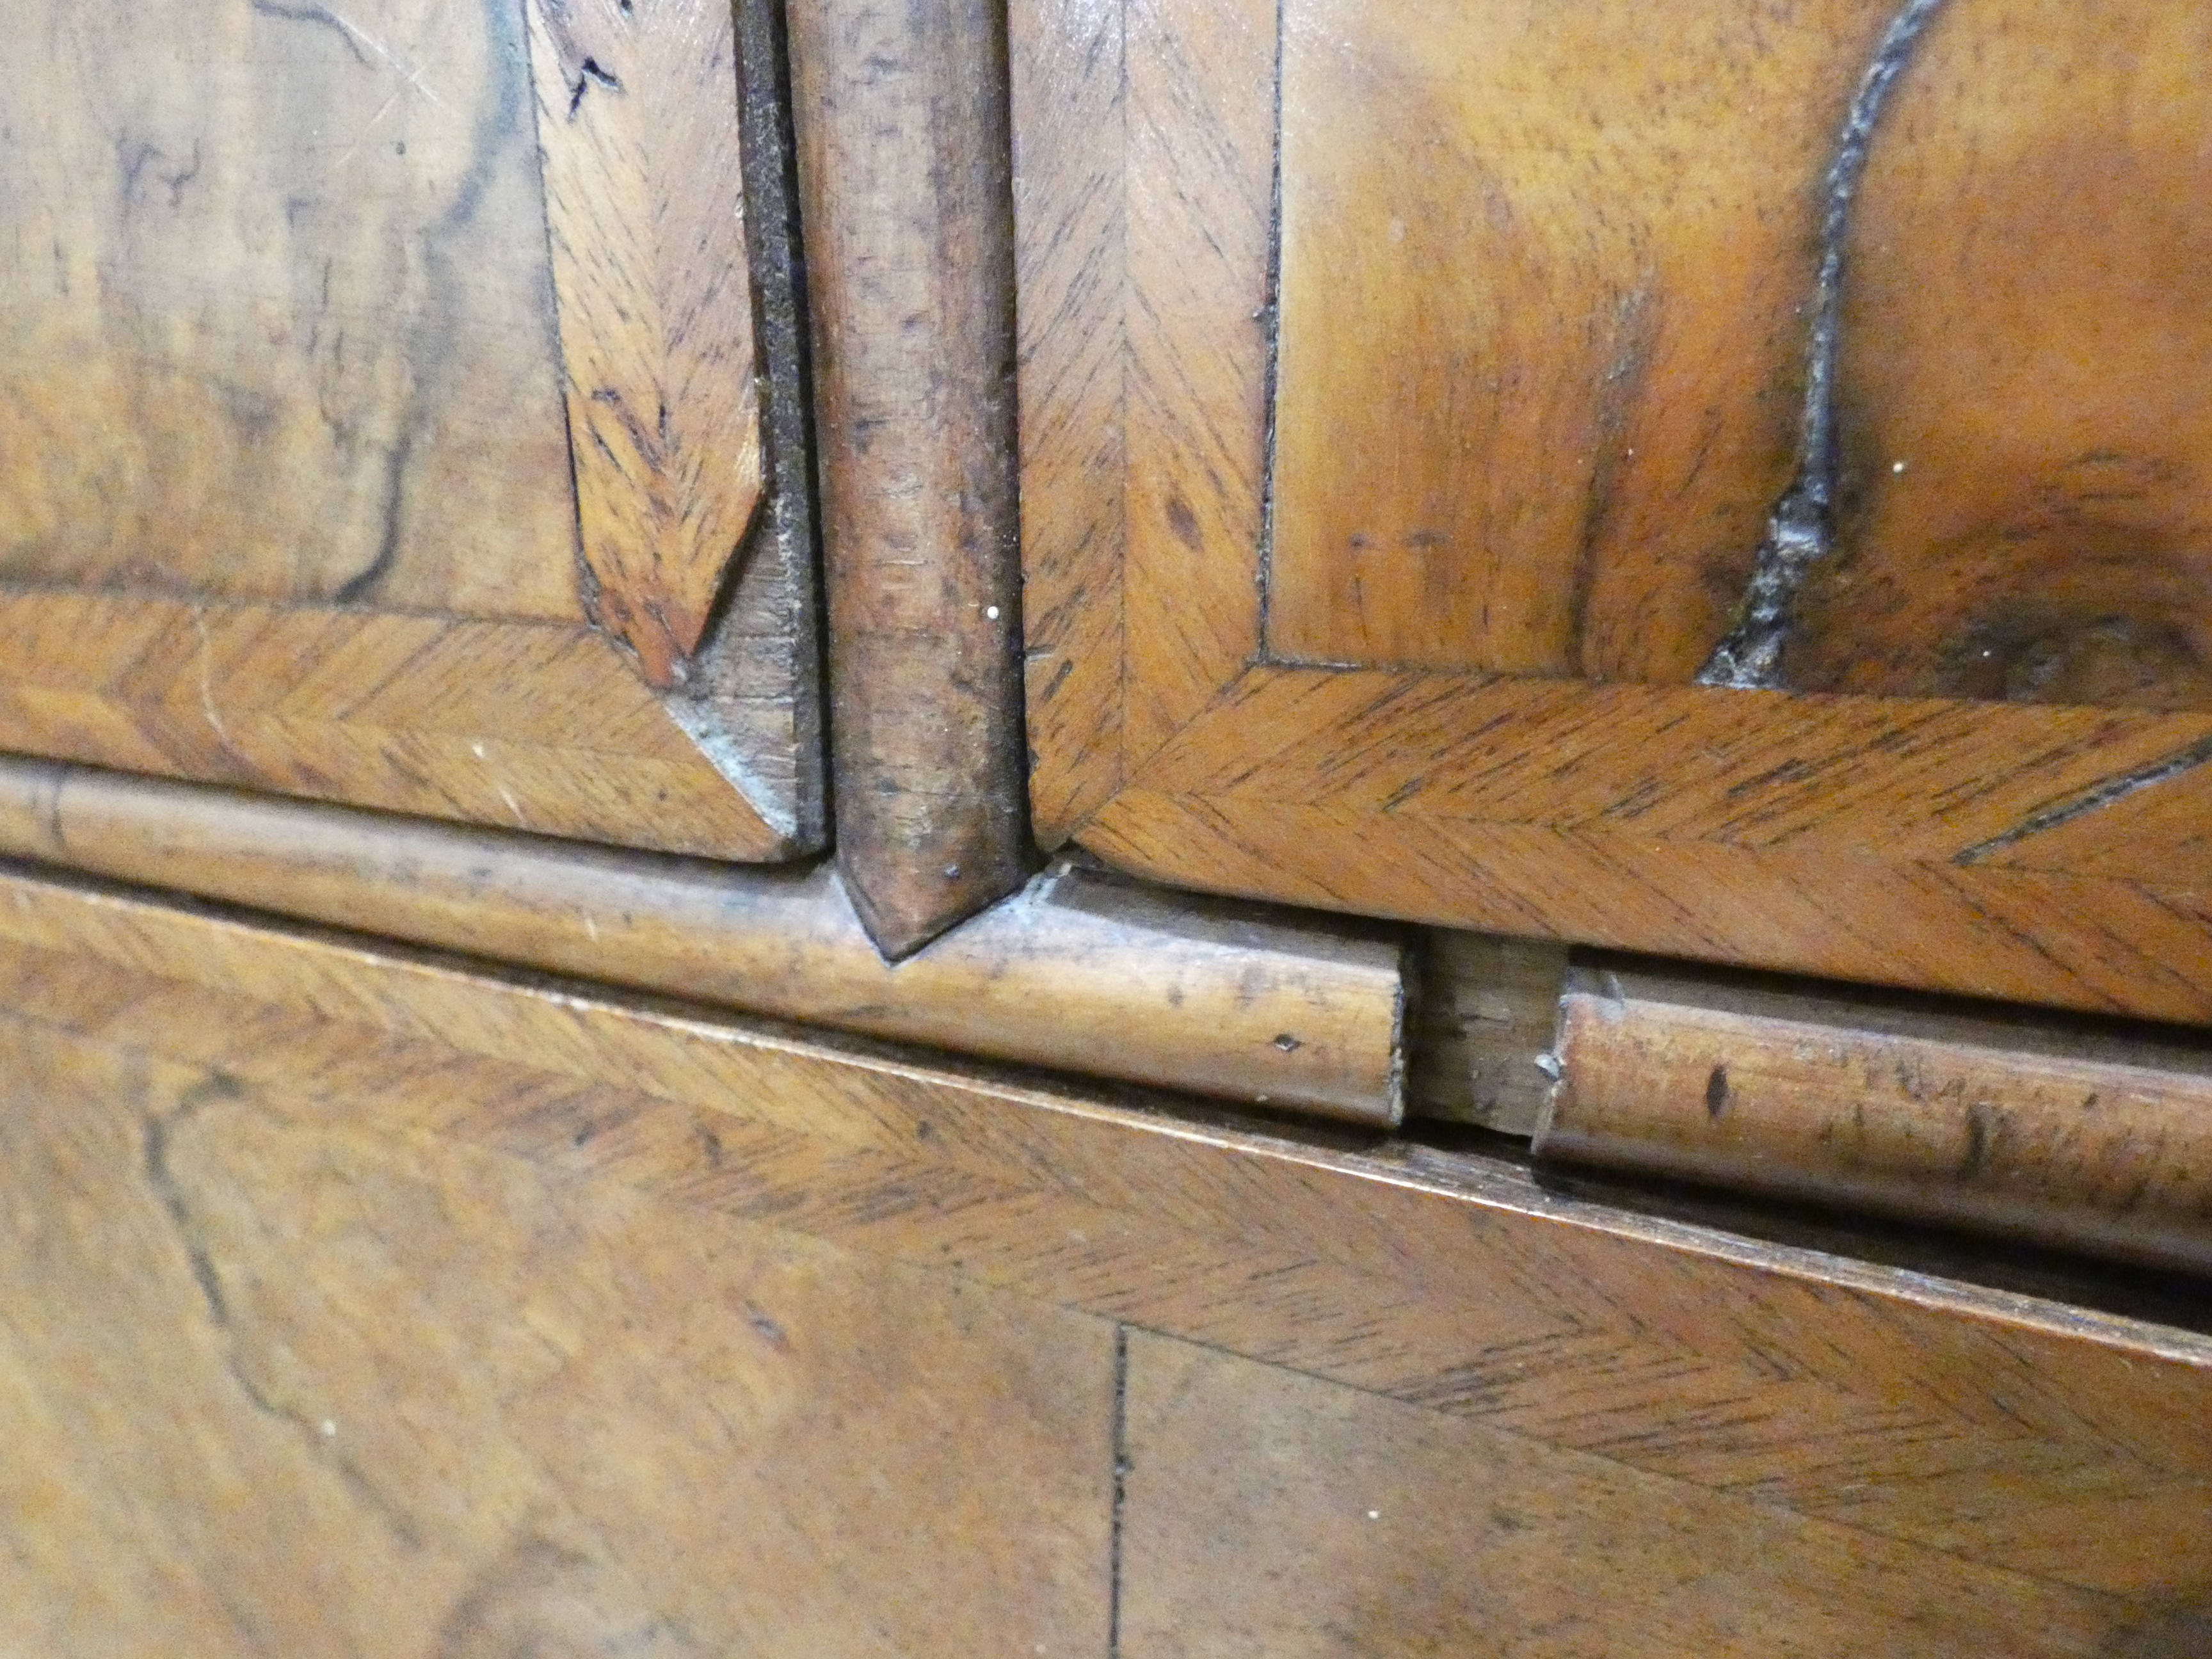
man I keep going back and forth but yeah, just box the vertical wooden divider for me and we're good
[787,0,1032,958]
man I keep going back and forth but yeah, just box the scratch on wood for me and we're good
[252,0,443,104]
[1695,0,1948,690]
[1953,731,2212,863]
[191,610,235,751]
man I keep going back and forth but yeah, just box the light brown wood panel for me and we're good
[1270,0,2212,698]
[1012,0,2212,1018]
[1119,1330,2184,1658]
[0,1012,1113,1655]
[1009,0,1127,837]
[0,0,823,858]
[0,0,577,617]
[1119,0,1276,764]
[1,863,2207,1615]
[1270,0,1883,678]
[1009,0,1278,830]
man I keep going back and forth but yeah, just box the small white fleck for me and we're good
[192,610,233,748]
[985,605,1001,620]
[472,741,487,759]
[1367,1509,1381,1521]
[1533,1051,1563,1080]
[584,916,600,941]
[1891,460,1907,474]
[320,1420,337,1437]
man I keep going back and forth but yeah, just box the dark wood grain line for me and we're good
[1953,732,2212,865]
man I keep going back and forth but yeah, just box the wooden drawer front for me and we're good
[0,0,822,860]
[2,865,2208,1651]
[1013,0,2212,1022]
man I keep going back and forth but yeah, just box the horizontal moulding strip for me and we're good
[1536,958,2212,1278]
[0,757,1406,1128]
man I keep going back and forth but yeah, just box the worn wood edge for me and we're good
[790,0,1032,957]
[661,0,830,854]
[6,842,2195,1359]
[0,849,2200,1370]
[1538,961,2212,1278]
[0,757,1402,1125]
[0,589,792,861]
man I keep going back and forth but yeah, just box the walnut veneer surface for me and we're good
[1013,0,2212,1023]
[0,865,2207,1653]
[0,0,822,858]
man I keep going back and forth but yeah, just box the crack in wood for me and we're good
[143,1073,427,1551]
[566,55,622,118]
[1108,1323,1129,1659]
[1696,0,1950,691]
